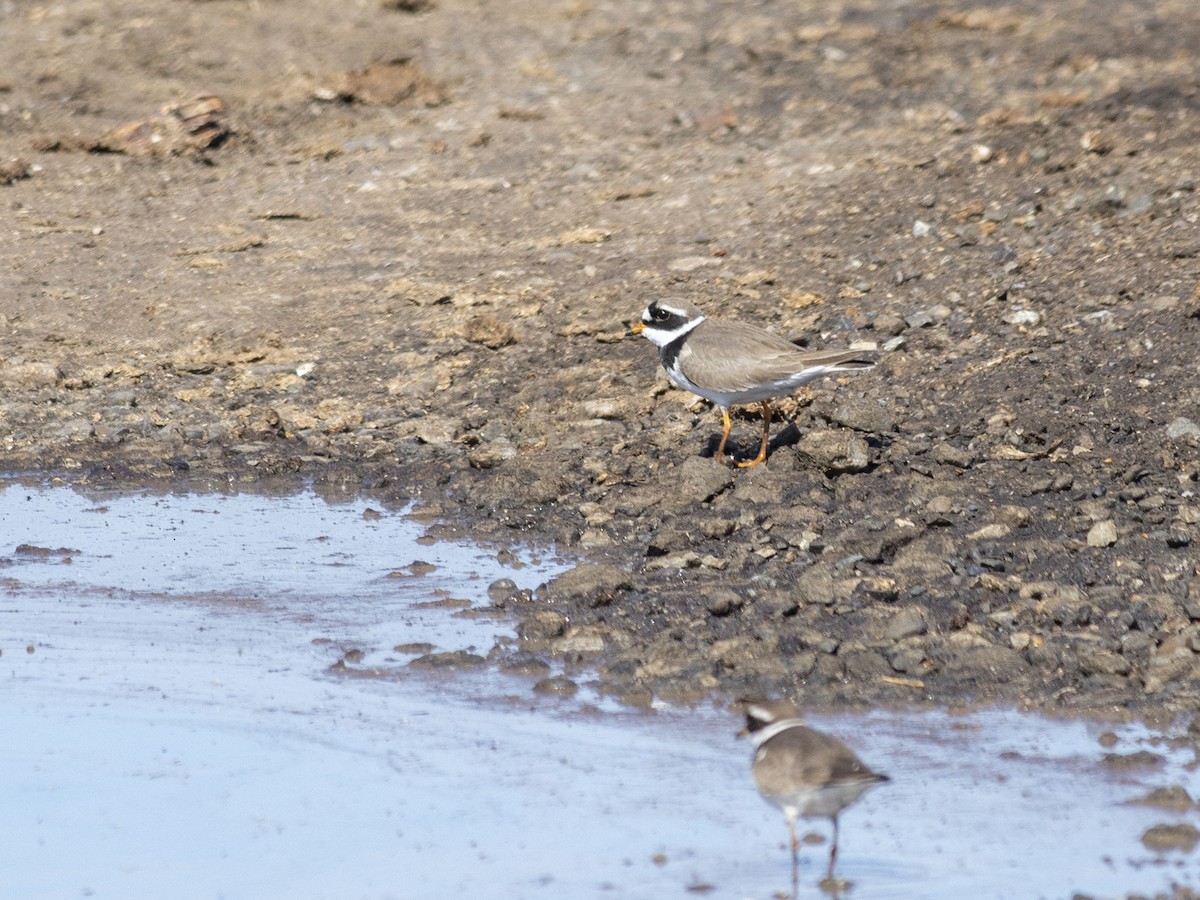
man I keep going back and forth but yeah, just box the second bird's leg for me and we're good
[826,814,840,881]
[788,816,801,890]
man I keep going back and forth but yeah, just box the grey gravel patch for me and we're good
[1166,417,1200,441]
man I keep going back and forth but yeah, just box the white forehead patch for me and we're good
[747,704,774,722]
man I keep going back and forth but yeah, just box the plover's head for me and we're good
[630,299,705,348]
[743,699,805,737]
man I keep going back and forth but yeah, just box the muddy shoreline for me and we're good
[3,0,1200,718]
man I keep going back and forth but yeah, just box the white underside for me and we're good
[768,780,878,820]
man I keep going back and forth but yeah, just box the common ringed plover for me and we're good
[631,299,874,467]
[744,699,889,887]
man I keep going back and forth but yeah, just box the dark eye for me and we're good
[651,306,670,322]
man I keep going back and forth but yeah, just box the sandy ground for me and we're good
[3,0,1200,716]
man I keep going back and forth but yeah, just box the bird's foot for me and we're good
[817,875,851,896]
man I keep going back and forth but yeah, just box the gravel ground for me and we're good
[3,0,1200,721]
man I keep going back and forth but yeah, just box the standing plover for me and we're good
[631,300,874,467]
[744,699,889,887]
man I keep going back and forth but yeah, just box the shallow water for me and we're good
[2,482,1197,899]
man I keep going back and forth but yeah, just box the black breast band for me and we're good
[661,331,688,372]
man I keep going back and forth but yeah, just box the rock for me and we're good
[551,626,607,656]
[1079,648,1131,677]
[487,577,519,603]
[499,654,551,677]
[872,312,907,335]
[1166,528,1192,548]
[55,422,96,441]
[1144,637,1198,692]
[487,578,530,607]
[788,651,818,677]
[1167,417,1200,441]
[708,636,759,667]
[1120,631,1156,666]
[1,362,62,387]
[328,57,447,106]
[1141,823,1199,854]
[968,523,1011,541]
[705,589,744,617]
[414,416,458,445]
[971,143,993,163]
[926,495,954,517]
[988,608,1021,629]
[794,566,836,606]
[1009,632,1032,651]
[1100,750,1165,771]
[1087,520,1118,547]
[581,398,623,420]
[532,675,579,697]
[904,309,935,329]
[463,315,516,349]
[517,611,568,642]
[1050,600,1092,626]
[995,505,1032,528]
[840,647,893,680]
[1002,308,1042,327]
[542,563,632,607]
[407,650,487,669]
[1128,786,1195,812]
[886,644,927,673]
[393,641,435,654]
[884,607,928,641]
[857,576,899,602]
[941,644,1030,686]
[797,430,870,474]
[932,442,975,468]
[668,255,722,272]
[831,520,923,566]
[93,95,234,156]
[0,156,31,184]
[643,550,701,573]
[828,398,893,434]
[380,0,436,11]
[636,641,697,680]
[467,439,517,469]
[676,455,734,502]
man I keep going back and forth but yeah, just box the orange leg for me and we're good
[735,401,772,468]
[714,407,734,462]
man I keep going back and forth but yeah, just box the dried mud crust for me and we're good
[3,0,1200,717]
